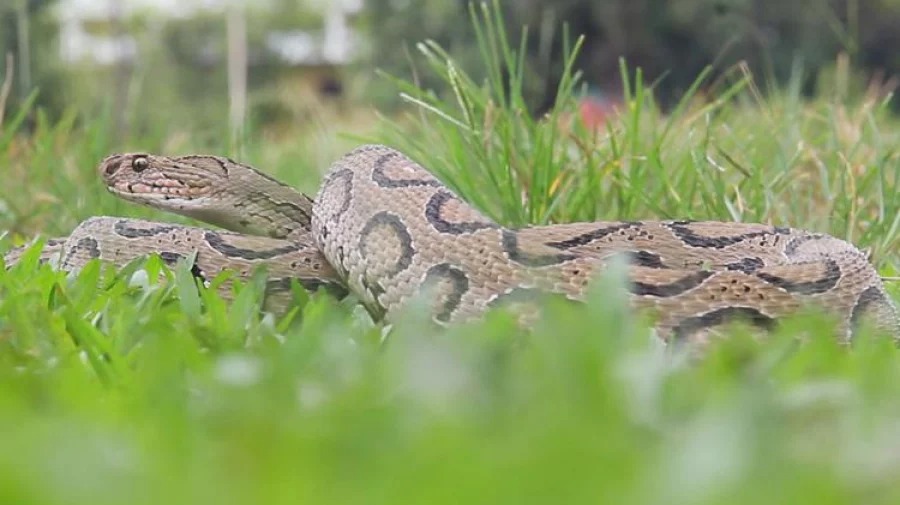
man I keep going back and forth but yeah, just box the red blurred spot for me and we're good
[578,93,620,131]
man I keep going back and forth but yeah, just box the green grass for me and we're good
[2,2,900,504]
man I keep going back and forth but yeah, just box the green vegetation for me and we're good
[1,3,900,504]
[364,0,900,112]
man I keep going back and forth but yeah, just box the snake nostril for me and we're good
[102,157,123,177]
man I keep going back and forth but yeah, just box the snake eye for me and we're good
[132,157,149,172]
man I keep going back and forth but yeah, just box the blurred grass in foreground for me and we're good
[1,2,900,504]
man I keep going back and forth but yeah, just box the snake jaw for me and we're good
[109,181,212,200]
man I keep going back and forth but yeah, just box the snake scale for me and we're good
[4,144,899,344]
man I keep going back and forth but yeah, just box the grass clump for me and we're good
[1,1,899,504]
[374,3,899,267]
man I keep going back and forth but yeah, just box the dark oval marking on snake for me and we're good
[238,191,312,229]
[114,220,180,238]
[630,250,665,268]
[784,234,823,256]
[371,151,441,188]
[849,286,899,336]
[157,251,207,281]
[274,201,312,226]
[672,307,776,341]
[357,277,388,322]
[502,230,577,267]
[422,263,469,322]
[359,211,415,277]
[75,237,101,259]
[323,168,354,223]
[203,232,300,260]
[755,259,841,294]
[725,257,765,273]
[61,236,101,267]
[158,251,185,265]
[630,271,715,297]
[545,223,641,249]
[666,221,791,249]
[425,190,499,235]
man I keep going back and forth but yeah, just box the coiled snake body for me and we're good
[5,145,899,343]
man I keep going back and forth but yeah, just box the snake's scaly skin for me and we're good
[4,145,898,344]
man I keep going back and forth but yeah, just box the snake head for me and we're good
[97,152,310,239]
[99,153,228,204]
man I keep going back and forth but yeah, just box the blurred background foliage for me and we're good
[365,0,900,111]
[1,0,899,144]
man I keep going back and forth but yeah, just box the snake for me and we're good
[3,144,899,344]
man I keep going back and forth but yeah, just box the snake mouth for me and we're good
[109,181,211,200]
